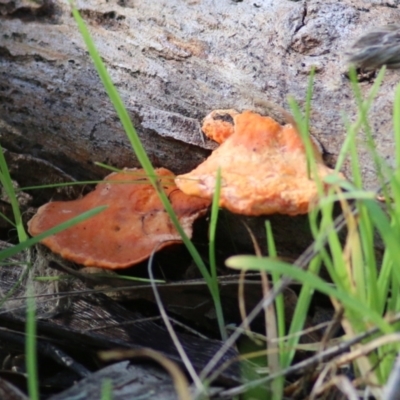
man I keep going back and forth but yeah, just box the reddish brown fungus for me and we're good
[28,168,210,269]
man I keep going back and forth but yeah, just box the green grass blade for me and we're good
[100,379,113,400]
[208,168,226,340]
[19,181,105,191]
[287,98,318,187]
[0,206,106,261]
[71,5,209,279]
[265,221,285,345]
[25,285,39,400]
[363,200,400,288]
[70,4,232,337]
[209,168,221,283]
[0,144,27,242]
[335,66,386,175]
[281,255,322,369]
[392,85,400,220]
[226,255,394,334]
[359,203,379,309]
[94,162,123,173]
[0,210,16,227]
[287,69,320,190]
[72,6,210,283]
[394,85,400,169]
[265,221,284,400]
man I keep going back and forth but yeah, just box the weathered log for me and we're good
[0,0,399,256]
[1,0,400,184]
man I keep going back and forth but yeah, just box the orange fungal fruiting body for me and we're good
[201,109,239,144]
[28,168,210,269]
[176,110,338,216]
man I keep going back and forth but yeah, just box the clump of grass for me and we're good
[227,67,400,397]
[0,134,107,399]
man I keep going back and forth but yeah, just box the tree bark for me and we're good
[1,0,399,184]
[0,0,399,255]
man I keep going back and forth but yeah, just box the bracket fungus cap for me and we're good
[28,168,210,269]
[176,110,340,216]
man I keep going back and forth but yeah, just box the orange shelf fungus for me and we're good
[28,168,210,269]
[201,109,239,144]
[176,110,339,216]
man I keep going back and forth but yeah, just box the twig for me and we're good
[147,243,205,394]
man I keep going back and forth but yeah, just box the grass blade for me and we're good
[70,4,230,338]
[226,255,394,334]
[0,206,106,261]
[25,285,39,400]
